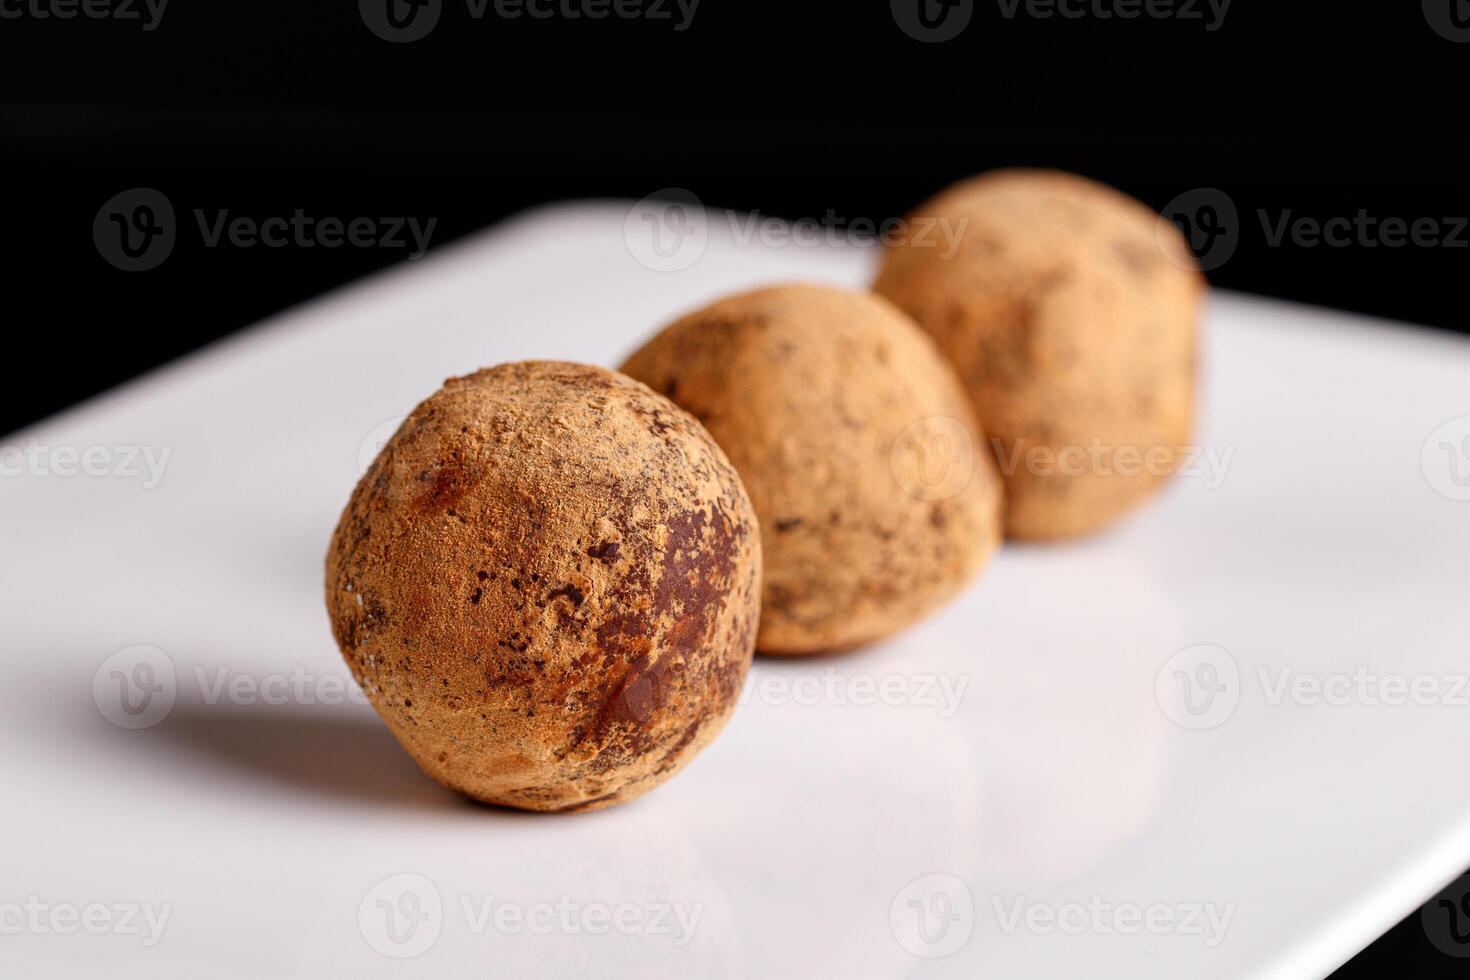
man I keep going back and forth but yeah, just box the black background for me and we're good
[2,0,1468,973]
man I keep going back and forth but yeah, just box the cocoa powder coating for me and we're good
[874,169,1204,539]
[326,361,761,812]
[621,284,1003,654]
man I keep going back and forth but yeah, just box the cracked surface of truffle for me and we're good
[326,361,761,812]
[874,169,1204,539]
[621,284,1002,655]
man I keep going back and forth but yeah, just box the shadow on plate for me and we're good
[156,704,473,813]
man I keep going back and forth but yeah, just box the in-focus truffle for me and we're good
[326,361,761,812]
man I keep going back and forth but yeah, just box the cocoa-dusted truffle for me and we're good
[621,284,1002,655]
[326,361,761,812]
[874,169,1204,539]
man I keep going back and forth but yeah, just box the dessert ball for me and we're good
[620,284,1002,655]
[874,169,1204,539]
[326,361,761,812]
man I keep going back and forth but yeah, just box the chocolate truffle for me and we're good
[874,169,1204,539]
[326,361,761,812]
[621,285,1002,654]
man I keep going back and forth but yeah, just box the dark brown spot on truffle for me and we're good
[586,541,621,562]
[547,583,585,607]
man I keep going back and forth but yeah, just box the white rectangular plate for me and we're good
[4,203,1470,979]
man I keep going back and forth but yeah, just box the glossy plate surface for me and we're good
[4,203,1470,978]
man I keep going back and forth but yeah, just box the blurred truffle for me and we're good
[622,284,1001,654]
